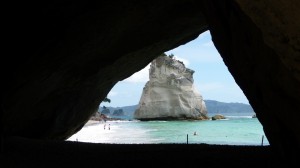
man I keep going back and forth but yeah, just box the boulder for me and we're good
[211,114,226,120]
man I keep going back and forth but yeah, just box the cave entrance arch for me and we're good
[3,1,299,165]
[69,31,269,146]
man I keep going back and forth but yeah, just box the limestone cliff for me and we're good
[134,54,209,120]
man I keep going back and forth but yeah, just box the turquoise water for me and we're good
[68,114,270,146]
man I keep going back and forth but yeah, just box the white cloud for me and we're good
[202,41,214,47]
[123,64,150,83]
[174,55,190,66]
[107,91,118,97]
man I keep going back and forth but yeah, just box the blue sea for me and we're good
[67,112,269,146]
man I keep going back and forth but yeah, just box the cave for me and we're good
[1,0,299,167]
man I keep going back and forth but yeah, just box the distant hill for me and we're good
[99,100,254,119]
[99,105,137,115]
[204,100,254,114]
[99,105,138,119]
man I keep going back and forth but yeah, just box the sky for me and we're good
[100,30,249,107]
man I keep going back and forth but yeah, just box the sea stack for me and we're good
[134,54,209,121]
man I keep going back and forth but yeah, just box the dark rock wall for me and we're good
[2,0,207,140]
[1,0,299,161]
[200,0,300,158]
[235,2,300,154]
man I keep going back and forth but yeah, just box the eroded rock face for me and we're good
[134,55,208,120]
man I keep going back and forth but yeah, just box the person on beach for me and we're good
[104,124,106,130]
[108,124,110,130]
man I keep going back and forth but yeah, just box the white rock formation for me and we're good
[134,54,209,120]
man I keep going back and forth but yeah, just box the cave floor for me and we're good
[1,136,286,168]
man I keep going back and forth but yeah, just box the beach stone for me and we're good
[134,55,209,121]
[211,114,226,120]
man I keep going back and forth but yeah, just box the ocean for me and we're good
[67,112,270,146]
